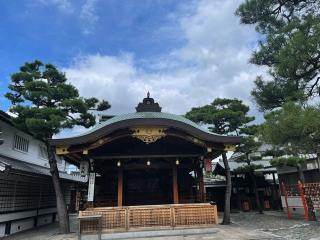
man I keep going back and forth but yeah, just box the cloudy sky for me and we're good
[0,0,266,118]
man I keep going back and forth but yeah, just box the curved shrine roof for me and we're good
[49,111,241,146]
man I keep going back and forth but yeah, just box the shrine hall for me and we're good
[49,94,241,232]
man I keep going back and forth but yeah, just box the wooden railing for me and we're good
[79,203,218,233]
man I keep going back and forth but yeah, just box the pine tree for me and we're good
[5,60,110,233]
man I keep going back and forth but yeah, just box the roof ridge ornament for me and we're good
[136,92,162,112]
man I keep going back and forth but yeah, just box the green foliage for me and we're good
[5,60,111,139]
[251,76,305,111]
[261,102,320,153]
[234,129,262,165]
[185,98,254,135]
[270,156,306,168]
[186,98,261,171]
[236,135,260,157]
[233,164,264,174]
[186,99,252,223]
[236,0,320,111]
[263,148,286,157]
[234,125,263,176]
[233,117,262,172]
[236,0,320,33]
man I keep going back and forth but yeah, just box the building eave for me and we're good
[49,117,241,146]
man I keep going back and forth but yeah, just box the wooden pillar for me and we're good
[172,164,179,204]
[235,174,241,210]
[117,167,123,207]
[198,166,205,202]
[272,172,278,209]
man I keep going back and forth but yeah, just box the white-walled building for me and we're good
[0,111,86,237]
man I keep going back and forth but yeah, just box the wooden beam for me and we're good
[111,163,195,171]
[93,154,202,160]
[117,167,123,207]
[172,163,179,204]
[94,164,195,176]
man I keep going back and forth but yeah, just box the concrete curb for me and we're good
[82,228,219,240]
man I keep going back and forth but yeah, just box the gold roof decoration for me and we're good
[131,127,167,144]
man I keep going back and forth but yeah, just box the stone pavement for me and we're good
[231,211,320,240]
[2,224,277,240]
[3,212,320,240]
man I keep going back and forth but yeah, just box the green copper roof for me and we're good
[73,111,220,138]
[51,95,241,145]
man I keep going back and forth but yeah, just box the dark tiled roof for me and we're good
[0,110,12,125]
[0,155,87,182]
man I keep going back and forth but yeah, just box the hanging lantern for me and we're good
[147,160,151,166]
[79,161,89,176]
[175,159,180,165]
[117,160,121,167]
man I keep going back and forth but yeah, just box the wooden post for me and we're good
[198,166,205,202]
[281,182,291,220]
[213,204,219,224]
[170,205,175,228]
[125,208,129,230]
[172,164,179,204]
[117,167,123,207]
[235,174,241,210]
[272,172,278,209]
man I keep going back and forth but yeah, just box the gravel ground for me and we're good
[231,212,320,240]
[4,212,320,240]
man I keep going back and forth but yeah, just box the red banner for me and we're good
[204,159,212,172]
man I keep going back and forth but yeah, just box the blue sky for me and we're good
[0,0,186,107]
[0,0,265,121]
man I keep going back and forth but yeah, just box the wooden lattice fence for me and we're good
[79,203,218,233]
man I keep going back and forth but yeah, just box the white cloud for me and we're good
[64,0,266,118]
[37,0,98,35]
[39,0,74,14]
[54,125,87,139]
[80,0,99,35]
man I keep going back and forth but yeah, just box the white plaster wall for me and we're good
[282,196,306,217]
[38,208,57,215]
[10,218,34,234]
[0,223,6,237]
[283,207,305,216]
[287,197,303,207]
[0,120,65,171]
[0,210,37,222]
[37,214,53,226]
[281,196,303,207]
